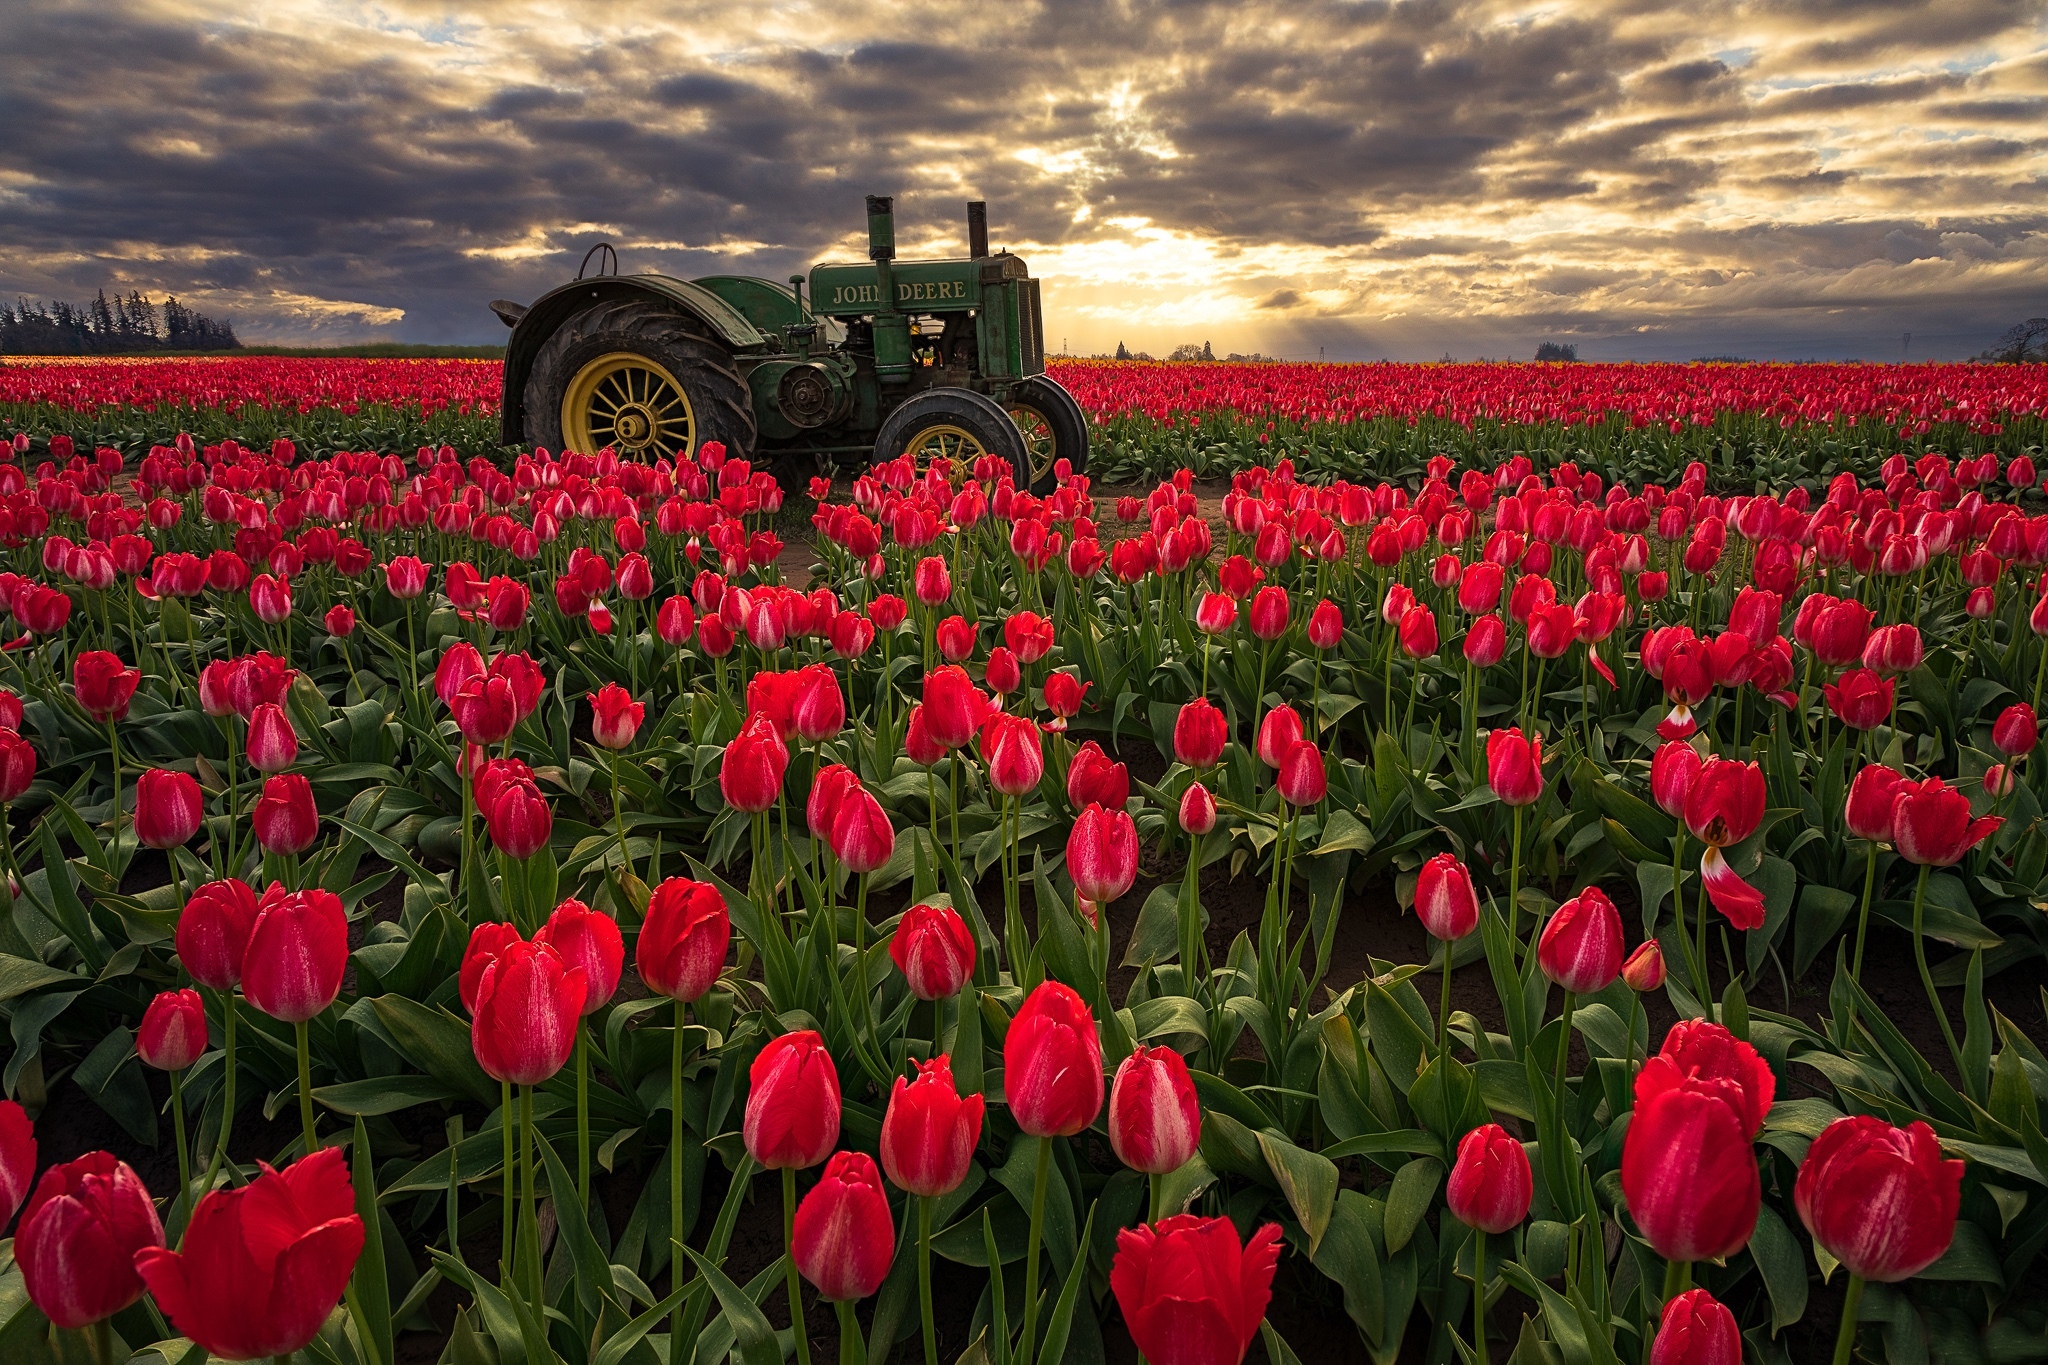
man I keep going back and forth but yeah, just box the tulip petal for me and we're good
[1655,704,1697,741]
[1701,848,1767,931]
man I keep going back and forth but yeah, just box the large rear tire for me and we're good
[523,299,756,460]
[872,388,1031,485]
[1005,375,1089,494]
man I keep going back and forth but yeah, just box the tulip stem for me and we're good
[521,1084,539,1309]
[1832,1273,1866,1365]
[674,1000,694,1365]
[105,716,124,853]
[1438,942,1455,1130]
[1471,1229,1487,1365]
[1505,804,1524,957]
[1694,857,1713,1014]
[294,1018,317,1155]
[836,1298,865,1365]
[1018,1136,1052,1365]
[1551,989,1577,1118]
[1661,1257,1691,1304]
[1908,863,1963,1073]
[575,1026,591,1205]
[169,1064,192,1225]
[197,993,238,1205]
[501,1079,515,1285]
[1845,841,1880,1039]
[87,1313,114,1365]
[784,1166,814,1365]
[917,1195,937,1365]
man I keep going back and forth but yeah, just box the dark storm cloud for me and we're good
[0,0,2042,357]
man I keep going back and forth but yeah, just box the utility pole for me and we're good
[1901,332,1911,362]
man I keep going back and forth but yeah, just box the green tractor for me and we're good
[491,196,1086,492]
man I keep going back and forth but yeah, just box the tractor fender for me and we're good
[498,275,771,445]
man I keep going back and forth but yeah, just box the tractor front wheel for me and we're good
[1004,375,1089,495]
[873,388,1030,485]
[523,300,756,461]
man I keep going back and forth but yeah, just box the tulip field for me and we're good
[5,356,2048,486]
[2,390,2048,1365]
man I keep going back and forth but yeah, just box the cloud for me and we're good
[0,0,2041,358]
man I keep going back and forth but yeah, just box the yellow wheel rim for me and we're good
[1006,403,1059,485]
[561,352,695,457]
[902,423,988,467]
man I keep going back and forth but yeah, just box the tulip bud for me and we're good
[1004,980,1104,1137]
[1649,740,1702,818]
[177,877,259,991]
[1993,702,2038,757]
[323,603,356,637]
[1174,697,1229,768]
[242,883,348,1023]
[1446,1123,1533,1234]
[985,645,1021,695]
[1194,591,1238,635]
[637,878,730,1002]
[1066,740,1129,811]
[1650,1290,1742,1365]
[16,1153,163,1328]
[1893,776,2003,866]
[1413,852,1479,941]
[1463,613,1506,667]
[1307,599,1343,649]
[534,899,624,1015]
[744,1030,841,1170]
[1486,727,1543,805]
[133,768,204,849]
[589,682,645,749]
[252,773,319,855]
[245,701,299,773]
[1111,1216,1283,1365]
[1178,780,1217,836]
[793,1150,895,1302]
[880,1055,984,1197]
[1068,801,1139,904]
[0,1099,33,1234]
[0,728,36,805]
[470,940,586,1085]
[1255,705,1304,768]
[890,903,976,1001]
[1538,886,1624,993]
[829,785,896,874]
[720,714,788,812]
[913,555,950,605]
[1794,1116,1962,1282]
[137,988,208,1071]
[1276,739,1327,806]
[1622,940,1666,992]
[1108,1045,1201,1175]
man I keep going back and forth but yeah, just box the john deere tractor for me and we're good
[491,196,1085,492]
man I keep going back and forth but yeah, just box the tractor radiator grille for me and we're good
[1020,280,1044,374]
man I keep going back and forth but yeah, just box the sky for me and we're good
[1,0,2045,361]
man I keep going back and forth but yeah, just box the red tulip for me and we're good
[890,902,977,1000]
[1538,886,1624,992]
[1637,1020,1775,1137]
[245,701,298,773]
[249,573,293,624]
[935,615,976,661]
[1446,1123,1533,1234]
[251,772,318,854]
[1004,980,1104,1137]
[1891,777,2002,866]
[793,1150,895,1302]
[529,900,620,1017]
[1458,560,1506,614]
[451,673,520,746]
[1111,1214,1282,1365]
[1807,597,1874,666]
[16,1152,162,1328]
[476,758,552,858]
[133,768,203,848]
[1650,740,1702,819]
[1248,586,1290,641]
[1993,702,2037,757]
[1174,698,1229,768]
[323,603,356,637]
[985,646,1021,695]
[1004,610,1055,663]
[923,664,989,748]
[1463,613,1506,666]
[636,877,730,1002]
[1861,623,1923,675]
[434,641,484,709]
[135,1147,364,1361]
[792,663,846,741]
[1622,939,1665,990]
[1067,739,1130,810]
[1524,601,1579,658]
[1486,727,1543,805]
[0,1099,33,1234]
[1307,599,1343,649]
[1108,1045,1201,1174]
[470,939,586,1085]
[1794,1116,1962,1282]
[1398,603,1440,658]
[1822,668,1893,730]
[1621,1070,1760,1262]
[913,555,951,605]
[1414,852,1479,941]
[1650,1290,1741,1365]
[744,1030,842,1170]
[1043,671,1087,722]
[0,727,35,804]
[1276,739,1327,807]
[1195,591,1238,635]
[1069,801,1139,904]
[137,988,207,1071]
[1178,780,1217,835]
[1845,763,1905,843]
[589,683,644,749]
[829,784,895,874]
[73,650,140,722]
[658,595,697,646]
[241,883,347,1023]
[984,712,1045,797]
[177,877,259,991]
[384,555,428,598]
[720,713,788,813]
[807,763,863,841]
[1683,758,1764,848]
[880,1054,984,1197]
[1255,705,1303,767]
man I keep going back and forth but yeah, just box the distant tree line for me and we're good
[1978,319,2048,364]
[1104,340,1283,363]
[0,289,239,354]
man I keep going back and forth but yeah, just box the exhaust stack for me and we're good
[967,201,988,259]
